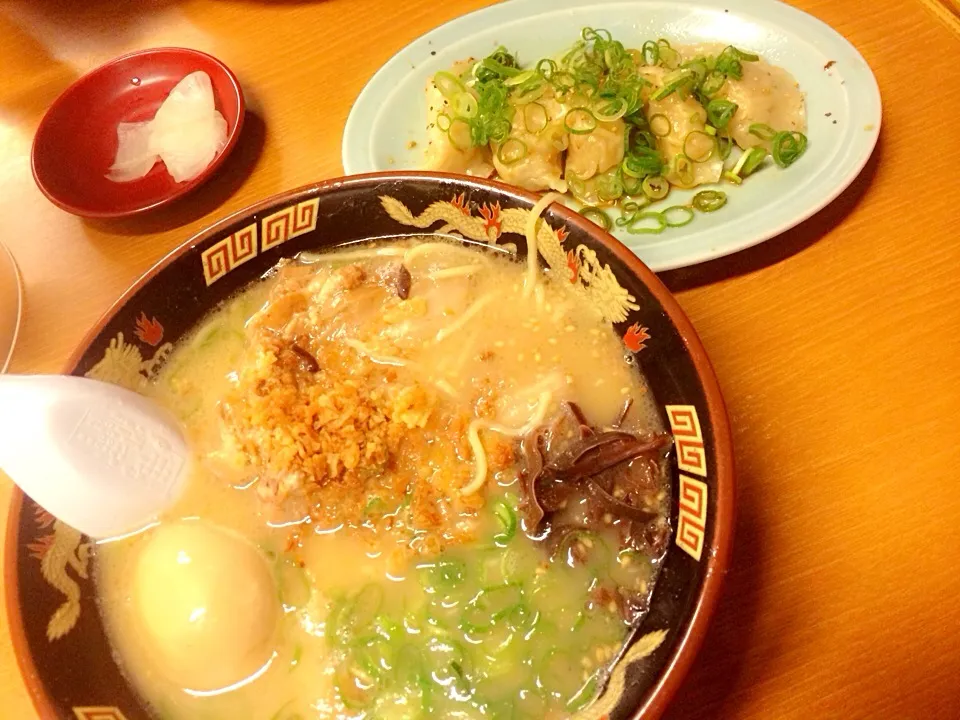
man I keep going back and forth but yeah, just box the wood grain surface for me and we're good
[1,0,959,718]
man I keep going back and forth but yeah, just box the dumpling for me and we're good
[132,521,280,691]
[712,59,806,151]
[492,93,568,192]
[641,67,723,188]
[565,117,626,182]
[423,62,495,177]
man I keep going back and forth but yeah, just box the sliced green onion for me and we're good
[276,559,311,607]
[704,125,717,136]
[475,51,522,82]
[657,39,680,69]
[673,153,695,186]
[577,80,599,97]
[523,102,548,133]
[461,583,524,634]
[496,137,528,166]
[554,530,612,572]
[423,635,469,689]
[326,598,355,646]
[682,58,709,84]
[566,175,590,204]
[492,499,518,545]
[447,119,473,150]
[349,585,384,628]
[699,70,727,97]
[505,603,537,634]
[561,40,586,67]
[499,544,534,584]
[620,171,644,196]
[739,146,768,176]
[504,69,539,87]
[434,71,466,99]
[692,190,728,212]
[351,635,396,677]
[714,46,758,80]
[748,123,777,141]
[621,198,651,216]
[536,58,558,78]
[641,174,669,200]
[651,69,695,100]
[328,584,384,646]
[616,198,651,226]
[649,113,671,137]
[435,112,452,132]
[663,205,695,227]
[771,131,808,167]
[717,134,733,160]
[593,97,628,122]
[564,108,598,134]
[395,643,428,691]
[714,47,740,78]
[627,211,667,235]
[726,147,767,184]
[551,71,577,92]
[420,557,467,594]
[372,614,402,642]
[596,172,624,202]
[706,99,738,131]
[632,128,657,149]
[335,643,385,709]
[453,92,478,119]
[603,47,623,71]
[487,116,513,144]
[580,206,612,230]
[363,495,385,519]
[683,130,716,163]
[642,40,659,65]
[512,82,547,105]
[581,27,613,43]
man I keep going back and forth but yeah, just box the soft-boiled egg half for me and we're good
[132,520,279,692]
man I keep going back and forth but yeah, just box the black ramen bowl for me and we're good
[5,172,734,720]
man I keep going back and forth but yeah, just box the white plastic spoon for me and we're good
[0,375,189,539]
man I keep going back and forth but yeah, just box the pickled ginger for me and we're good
[107,71,228,184]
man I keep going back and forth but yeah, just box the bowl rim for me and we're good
[4,171,734,720]
[30,46,246,219]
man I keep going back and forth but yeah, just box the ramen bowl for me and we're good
[5,172,734,720]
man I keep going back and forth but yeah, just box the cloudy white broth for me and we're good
[95,235,673,720]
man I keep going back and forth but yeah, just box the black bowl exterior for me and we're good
[6,172,733,720]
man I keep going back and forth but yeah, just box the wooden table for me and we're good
[2,0,959,718]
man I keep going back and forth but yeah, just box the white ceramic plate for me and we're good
[0,241,23,373]
[342,0,881,272]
